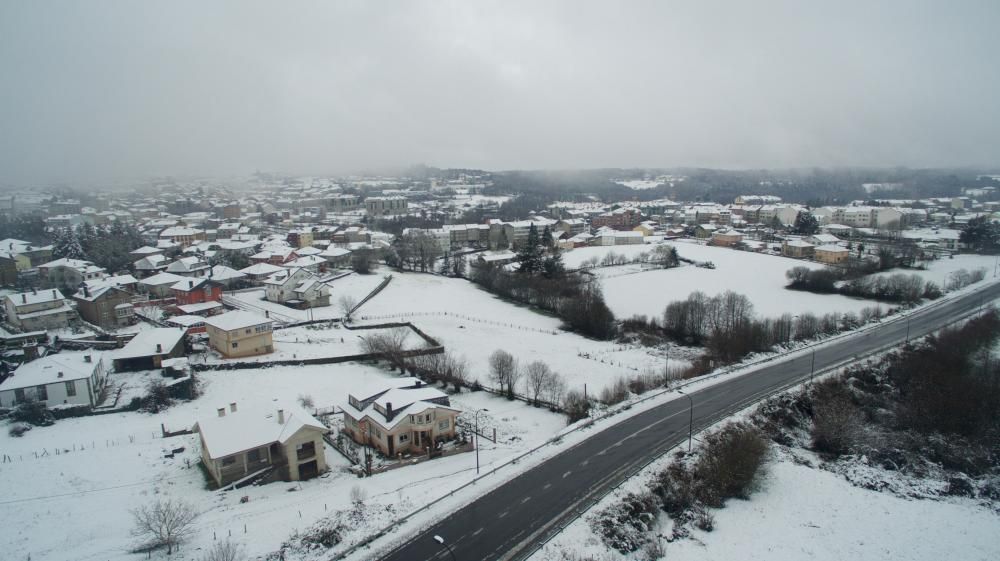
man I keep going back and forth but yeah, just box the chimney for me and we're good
[84,354,92,363]
[52,290,57,299]
[189,280,193,288]
[217,408,226,417]
[386,402,393,420]
[229,402,237,413]
[156,343,162,353]
[31,288,36,295]
[57,371,64,378]
[21,294,26,304]
[83,285,89,298]
[277,409,285,424]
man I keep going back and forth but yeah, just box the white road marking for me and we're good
[498,510,509,518]
[562,471,572,478]
[543,483,552,490]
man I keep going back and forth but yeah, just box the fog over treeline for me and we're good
[1,1,998,185]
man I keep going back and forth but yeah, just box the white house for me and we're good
[0,352,108,409]
[264,268,330,308]
[3,289,76,331]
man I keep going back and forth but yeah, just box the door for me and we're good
[298,460,318,480]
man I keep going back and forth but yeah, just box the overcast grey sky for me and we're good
[1,1,998,184]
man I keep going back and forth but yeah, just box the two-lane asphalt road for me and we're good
[375,280,1000,561]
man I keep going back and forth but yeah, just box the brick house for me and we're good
[73,285,134,330]
[170,278,223,307]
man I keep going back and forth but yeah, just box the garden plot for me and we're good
[354,272,690,393]
[564,242,875,318]
[0,361,565,561]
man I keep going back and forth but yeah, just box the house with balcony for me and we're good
[3,289,76,331]
[193,402,328,488]
[264,268,330,309]
[341,378,461,458]
[0,352,108,409]
[204,311,274,359]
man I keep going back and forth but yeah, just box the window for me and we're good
[375,429,382,438]
[65,380,77,397]
[398,433,409,443]
[232,342,238,348]
[14,388,25,404]
[222,456,236,466]
[409,415,415,423]
[438,419,450,430]
[245,328,252,335]
[247,449,262,463]
[36,385,48,401]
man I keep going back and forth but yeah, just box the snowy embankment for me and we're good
[530,447,1000,561]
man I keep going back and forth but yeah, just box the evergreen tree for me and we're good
[792,211,819,235]
[541,225,553,248]
[960,216,1000,254]
[542,245,565,278]
[52,227,87,260]
[517,223,543,274]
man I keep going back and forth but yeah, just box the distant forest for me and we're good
[445,168,1000,217]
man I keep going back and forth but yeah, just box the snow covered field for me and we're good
[0,362,566,561]
[354,272,694,394]
[564,242,876,318]
[614,180,664,190]
[530,449,1000,561]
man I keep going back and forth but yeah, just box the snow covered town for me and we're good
[0,170,997,561]
[3,3,1000,561]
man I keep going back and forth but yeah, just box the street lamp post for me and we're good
[433,535,458,561]
[473,408,489,475]
[677,389,694,453]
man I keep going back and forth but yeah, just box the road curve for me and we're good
[374,281,1000,561]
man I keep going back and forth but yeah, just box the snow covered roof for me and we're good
[320,246,351,258]
[139,272,186,287]
[114,328,185,360]
[814,245,849,253]
[166,315,208,327]
[165,256,209,273]
[283,255,326,268]
[170,277,221,292]
[809,234,841,244]
[203,310,272,332]
[784,240,814,248]
[5,289,66,307]
[130,246,163,255]
[194,403,326,460]
[176,301,223,314]
[0,352,103,392]
[239,263,285,276]
[209,265,246,281]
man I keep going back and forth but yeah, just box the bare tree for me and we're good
[201,539,244,561]
[488,349,520,399]
[338,295,358,319]
[524,360,552,405]
[361,328,410,372]
[130,498,199,555]
[542,371,567,406]
[444,352,469,391]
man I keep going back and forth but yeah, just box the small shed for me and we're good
[112,328,186,372]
